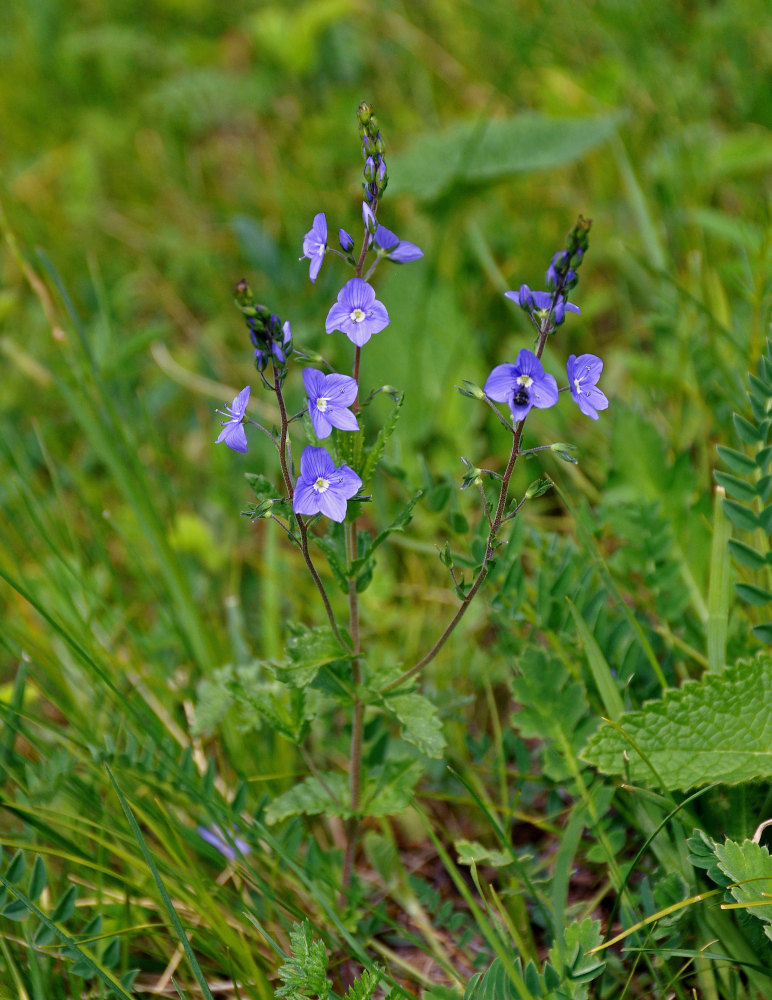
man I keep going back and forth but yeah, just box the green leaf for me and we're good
[734,413,761,445]
[50,884,78,923]
[359,758,423,817]
[360,391,404,486]
[728,539,768,570]
[5,850,25,884]
[722,498,758,532]
[244,472,276,501]
[752,624,772,643]
[28,855,47,901]
[455,839,512,869]
[717,445,757,475]
[713,470,758,502]
[265,772,349,823]
[383,693,445,758]
[567,599,625,720]
[581,655,772,790]
[276,624,348,688]
[275,921,331,1000]
[389,112,622,201]
[2,898,30,921]
[349,490,423,579]
[735,582,772,606]
[714,839,772,938]
[548,919,605,996]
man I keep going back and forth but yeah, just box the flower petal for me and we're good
[327,408,360,432]
[484,364,516,402]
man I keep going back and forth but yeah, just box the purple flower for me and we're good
[293,446,362,522]
[301,212,327,282]
[215,386,250,453]
[325,277,389,347]
[339,228,354,253]
[567,353,608,420]
[303,368,359,439]
[484,349,559,423]
[197,824,250,861]
[505,284,580,327]
[372,224,423,263]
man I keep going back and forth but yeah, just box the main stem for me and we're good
[342,519,363,889]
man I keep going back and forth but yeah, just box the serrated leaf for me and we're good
[713,470,758,502]
[714,839,772,931]
[734,413,761,445]
[390,112,622,201]
[735,582,772,606]
[360,391,404,486]
[581,655,772,789]
[728,538,768,570]
[276,624,348,688]
[722,498,758,532]
[717,445,756,475]
[383,692,445,758]
[350,490,423,579]
[265,772,349,823]
[547,918,604,999]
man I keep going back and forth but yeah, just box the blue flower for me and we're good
[505,284,580,327]
[567,353,608,420]
[362,202,377,233]
[484,349,559,422]
[339,228,354,252]
[372,224,423,263]
[215,386,250,453]
[197,824,250,861]
[302,368,359,439]
[301,212,327,282]
[293,446,362,522]
[325,277,390,347]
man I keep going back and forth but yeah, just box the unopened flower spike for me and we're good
[215,386,251,453]
[301,212,328,282]
[293,445,362,522]
[567,353,608,420]
[325,277,389,347]
[484,349,559,423]
[505,285,580,329]
[302,368,359,439]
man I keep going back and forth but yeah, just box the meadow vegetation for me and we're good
[1,1,772,997]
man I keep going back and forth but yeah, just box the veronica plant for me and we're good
[209,102,607,891]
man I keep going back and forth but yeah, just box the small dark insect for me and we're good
[513,386,530,408]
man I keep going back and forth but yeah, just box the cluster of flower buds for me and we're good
[545,215,591,293]
[358,101,387,206]
[233,279,292,376]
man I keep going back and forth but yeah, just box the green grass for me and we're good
[1,0,772,996]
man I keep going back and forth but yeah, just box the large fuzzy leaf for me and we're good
[582,655,772,789]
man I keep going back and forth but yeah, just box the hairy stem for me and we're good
[342,519,364,889]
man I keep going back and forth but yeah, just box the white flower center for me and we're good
[350,308,366,323]
[315,396,329,413]
[573,377,582,393]
[313,476,330,494]
[517,374,534,388]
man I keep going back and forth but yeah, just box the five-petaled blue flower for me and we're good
[301,213,327,282]
[484,349,559,423]
[506,284,580,327]
[215,385,250,453]
[567,353,608,420]
[293,446,362,522]
[302,368,359,439]
[325,277,390,347]
[372,224,423,263]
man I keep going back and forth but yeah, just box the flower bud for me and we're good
[364,156,376,182]
[525,477,554,500]
[455,379,486,400]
